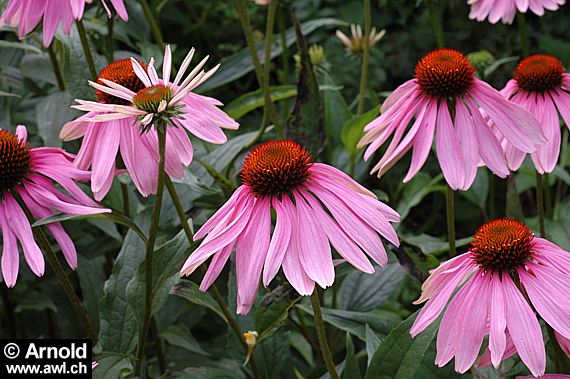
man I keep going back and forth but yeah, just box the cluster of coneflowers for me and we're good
[0,0,569,378]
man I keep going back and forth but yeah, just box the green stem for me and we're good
[278,7,290,84]
[536,172,546,237]
[356,0,371,115]
[151,319,166,375]
[75,20,98,81]
[236,0,283,137]
[446,185,456,257]
[134,125,167,376]
[138,0,165,50]
[554,128,568,219]
[517,12,529,57]
[164,178,261,379]
[427,0,445,48]
[13,193,98,342]
[310,290,339,379]
[47,44,66,91]
[106,17,114,64]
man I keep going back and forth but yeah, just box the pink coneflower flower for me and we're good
[498,54,570,173]
[358,48,545,191]
[61,47,238,199]
[336,24,386,53]
[410,219,570,377]
[467,0,565,24]
[0,0,128,47]
[0,125,109,287]
[518,376,570,379]
[180,140,400,315]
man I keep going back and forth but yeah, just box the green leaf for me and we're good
[400,234,472,255]
[199,18,346,92]
[397,173,445,221]
[77,255,106,330]
[99,211,150,354]
[33,211,147,241]
[365,325,382,367]
[0,90,20,98]
[35,91,76,148]
[15,291,57,313]
[225,84,341,120]
[170,280,226,322]
[286,14,324,156]
[226,85,297,120]
[175,367,239,379]
[92,355,133,379]
[340,107,379,155]
[321,70,352,144]
[297,305,401,341]
[365,311,438,379]
[342,334,362,379]
[0,40,43,54]
[255,297,298,343]
[160,324,211,356]
[126,230,192,327]
[339,263,405,312]
[483,56,518,77]
[254,330,290,379]
[460,169,489,211]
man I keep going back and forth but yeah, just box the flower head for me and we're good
[359,48,545,191]
[0,0,128,47]
[467,0,565,24]
[62,48,238,200]
[181,140,400,314]
[411,218,570,377]
[0,125,109,287]
[336,24,386,53]
[498,54,570,174]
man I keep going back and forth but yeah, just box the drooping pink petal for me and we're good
[0,202,19,288]
[488,274,507,368]
[502,273,546,377]
[292,191,334,288]
[436,100,465,191]
[262,196,293,287]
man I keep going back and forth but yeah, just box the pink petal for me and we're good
[262,196,293,287]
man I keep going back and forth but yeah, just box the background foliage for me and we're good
[1,0,570,378]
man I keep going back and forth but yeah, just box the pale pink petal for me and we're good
[262,196,293,287]
[436,100,465,191]
[0,202,19,287]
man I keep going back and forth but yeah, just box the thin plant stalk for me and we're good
[310,290,339,379]
[75,20,98,81]
[446,185,456,256]
[427,0,445,48]
[13,193,98,343]
[47,44,66,91]
[554,128,568,219]
[536,173,546,237]
[106,17,114,63]
[236,0,283,137]
[356,0,371,115]
[517,12,529,57]
[138,0,165,50]
[163,177,261,379]
[135,124,168,375]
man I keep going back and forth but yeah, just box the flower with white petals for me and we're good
[336,24,386,53]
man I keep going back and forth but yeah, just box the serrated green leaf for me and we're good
[170,280,226,322]
[365,311,438,379]
[339,263,405,312]
[342,334,362,379]
[297,305,401,341]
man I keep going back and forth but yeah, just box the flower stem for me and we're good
[13,193,98,343]
[536,172,546,237]
[554,128,568,219]
[356,0,371,115]
[517,12,529,57]
[446,185,456,256]
[75,20,98,81]
[47,44,66,91]
[310,290,339,379]
[138,0,165,50]
[427,0,445,48]
[164,177,261,379]
[106,17,114,64]
[236,0,283,137]
[134,125,167,375]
